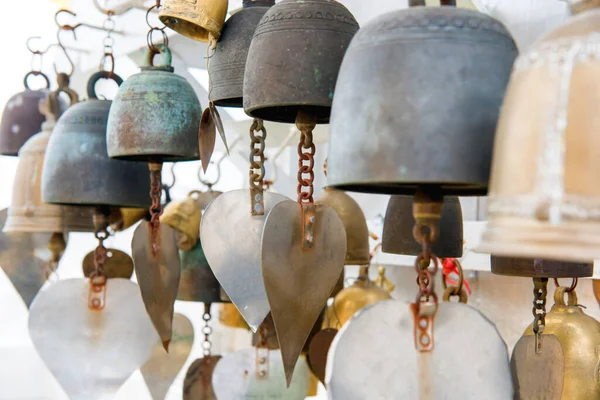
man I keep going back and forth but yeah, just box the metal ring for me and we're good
[198,162,221,186]
[86,71,123,100]
[23,71,50,90]
[553,277,578,293]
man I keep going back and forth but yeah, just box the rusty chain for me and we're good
[413,224,440,307]
[202,304,213,357]
[532,277,548,351]
[146,2,168,52]
[92,212,110,279]
[99,10,116,75]
[149,162,163,259]
[255,322,270,379]
[296,119,316,204]
[249,118,267,215]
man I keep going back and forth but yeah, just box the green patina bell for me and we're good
[178,240,227,303]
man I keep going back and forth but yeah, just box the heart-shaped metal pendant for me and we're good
[212,348,309,400]
[511,334,565,400]
[28,278,158,400]
[82,249,134,280]
[307,328,338,385]
[261,201,346,385]
[327,301,513,399]
[141,313,194,400]
[132,222,181,350]
[183,355,222,400]
[199,107,216,173]
[200,189,289,332]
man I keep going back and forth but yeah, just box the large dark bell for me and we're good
[382,195,463,257]
[209,0,275,107]
[178,240,225,303]
[0,89,49,156]
[243,0,359,123]
[491,256,593,278]
[42,72,150,209]
[327,6,518,195]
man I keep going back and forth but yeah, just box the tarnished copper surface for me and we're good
[132,222,181,350]
[243,0,359,123]
[178,240,224,303]
[307,328,337,385]
[511,335,565,400]
[82,249,134,280]
[161,192,202,251]
[491,256,593,278]
[183,355,222,400]
[261,201,346,385]
[159,0,228,43]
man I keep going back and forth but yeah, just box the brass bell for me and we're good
[4,94,93,233]
[209,0,275,107]
[178,239,226,303]
[42,72,150,210]
[479,1,600,264]
[491,256,593,278]
[107,46,201,162]
[326,1,518,195]
[219,303,250,330]
[382,195,463,257]
[109,208,148,232]
[323,266,391,328]
[161,191,202,251]
[159,0,228,44]
[316,188,370,265]
[519,285,600,399]
[243,0,359,123]
[0,72,53,156]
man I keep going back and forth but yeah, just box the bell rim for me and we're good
[325,181,487,196]
[489,255,593,278]
[158,11,222,43]
[107,152,200,163]
[244,103,332,124]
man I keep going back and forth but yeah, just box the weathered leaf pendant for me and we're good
[200,189,289,332]
[307,328,338,385]
[82,249,134,279]
[327,301,514,399]
[212,348,309,400]
[511,334,565,400]
[141,313,194,400]
[28,278,158,400]
[199,107,216,173]
[261,201,346,384]
[183,355,222,400]
[132,222,181,350]
[209,102,228,155]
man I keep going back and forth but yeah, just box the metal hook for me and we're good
[55,8,124,35]
[163,163,177,190]
[54,29,76,77]
[26,36,47,55]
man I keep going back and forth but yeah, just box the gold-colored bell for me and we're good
[480,1,600,264]
[109,208,148,232]
[159,0,229,44]
[218,303,250,330]
[521,285,600,399]
[160,191,202,251]
[316,188,370,265]
[323,266,392,328]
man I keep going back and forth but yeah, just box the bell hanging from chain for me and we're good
[178,240,228,304]
[382,195,463,258]
[479,0,600,264]
[42,72,150,211]
[514,283,600,399]
[209,0,275,107]
[161,191,203,251]
[243,0,359,123]
[159,0,229,45]
[326,0,518,195]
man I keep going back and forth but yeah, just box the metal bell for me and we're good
[243,0,359,123]
[107,46,201,162]
[327,1,518,195]
[0,73,51,156]
[178,239,226,303]
[42,72,150,210]
[209,0,275,107]
[160,191,202,251]
[4,94,93,233]
[382,195,463,257]
[479,1,600,264]
[159,0,228,44]
[491,256,593,278]
[219,303,250,330]
[316,188,370,265]
[520,286,600,399]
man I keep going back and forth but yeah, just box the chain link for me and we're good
[202,304,213,357]
[149,162,163,259]
[146,3,168,52]
[532,278,548,335]
[413,225,439,305]
[296,129,316,203]
[99,11,116,74]
[92,213,110,279]
[249,119,267,191]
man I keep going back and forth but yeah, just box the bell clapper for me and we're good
[88,209,111,310]
[296,110,318,250]
[148,161,164,260]
[255,320,270,380]
[532,277,549,353]
[249,118,267,216]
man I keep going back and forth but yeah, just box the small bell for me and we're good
[382,195,463,257]
[107,46,201,162]
[479,0,600,263]
[178,240,226,303]
[316,188,370,265]
[161,191,203,251]
[243,0,359,123]
[518,285,600,399]
[159,0,229,44]
[326,1,518,195]
[209,0,275,107]
[42,72,150,210]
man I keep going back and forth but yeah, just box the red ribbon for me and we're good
[442,258,471,295]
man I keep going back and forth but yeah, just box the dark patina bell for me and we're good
[178,240,227,303]
[0,73,52,156]
[243,0,359,123]
[491,256,593,278]
[209,0,275,107]
[42,72,150,209]
[326,0,518,195]
[107,46,201,161]
[382,195,463,257]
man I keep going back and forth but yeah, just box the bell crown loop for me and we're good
[554,286,578,307]
[86,71,124,100]
[142,45,175,73]
[23,71,51,90]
